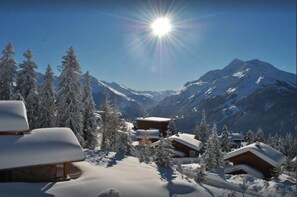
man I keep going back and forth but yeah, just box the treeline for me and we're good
[0,43,97,149]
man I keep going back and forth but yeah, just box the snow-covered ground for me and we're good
[0,150,296,197]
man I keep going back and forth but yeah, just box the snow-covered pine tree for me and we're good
[255,127,265,142]
[221,125,231,152]
[138,134,152,163]
[109,103,121,151]
[99,95,112,150]
[153,137,174,168]
[245,130,254,145]
[82,71,98,149]
[38,65,56,128]
[194,164,206,184]
[117,129,135,156]
[0,43,17,100]
[16,49,39,129]
[99,95,122,151]
[176,160,183,179]
[56,47,84,144]
[194,109,208,145]
[167,116,178,136]
[205,124,223,171]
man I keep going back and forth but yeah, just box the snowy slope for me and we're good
[1,150,295,197]
[150,59,297,134]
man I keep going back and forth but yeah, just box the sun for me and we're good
[151,17,172,37]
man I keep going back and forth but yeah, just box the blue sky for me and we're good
[0,0,296,91]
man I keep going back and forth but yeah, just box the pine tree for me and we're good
[0,43,17,100]
[153,137,174,168]
[167,116,178,136]
[245,130,254,145]
[16,49,39,129]
[221,125,231,152]
[176,160,184,179]
[99,95,122,151]
[82,71,98,149]
[117,130,135,156]
[194,164,206,184]
[138,134,152,163]
[194,109,208,145]
[38,65,56,128]
[56,47,84,144]
[205,124,223,171]
[255,127,265,142]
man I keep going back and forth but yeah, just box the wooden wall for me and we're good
[137,120,169,135]
[171,140,200,157]
[227,151,274,178]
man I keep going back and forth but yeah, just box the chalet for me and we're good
[218,132,243,148]
[134,129,160,143]
[0,101,85,182]
[151,133,203,157]
[224,142,286,179]
[136,117,170,136]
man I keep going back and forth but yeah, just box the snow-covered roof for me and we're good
[224,142,286,167]
[228,133,243,141]
[151,133,203,152]
[170,133,203,152]
[218,132,243,142]
[136,117,171,122]
[225,164,264,179]
[0,127,85,170]
[0,101,29,132]
[135,129,160,139]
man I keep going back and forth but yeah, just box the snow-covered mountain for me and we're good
[150,59,296,135]
[86,77,176,119]
[37,73,175,120]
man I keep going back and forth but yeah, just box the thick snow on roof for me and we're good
[135,129,160,139]
[228,133,243,141]
[0,128,84,170]
[0,101,29,132]
[224,142,286,167]
[151,133,203,152]
[136,117,170,122]
[225,164,264,179]
[170,133,203,152]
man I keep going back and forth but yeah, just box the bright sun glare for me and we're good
[151,17,172,37]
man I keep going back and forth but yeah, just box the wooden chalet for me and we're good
[224,142,286,179]
[218,132,243,148]
[136,117,170,136]
[151,133,203,158]
[0,101,85,182]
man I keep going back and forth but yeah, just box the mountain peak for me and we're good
[229,58,244,66]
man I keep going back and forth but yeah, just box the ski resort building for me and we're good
[136,117,170,136]
[224,142,286,178]
[0,101,85,182]
[151,133,203,157]
[218,132,243,148]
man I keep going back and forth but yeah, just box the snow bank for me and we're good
[0,101,29,132]
[0,128,84,170]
